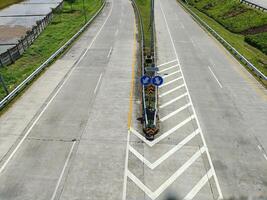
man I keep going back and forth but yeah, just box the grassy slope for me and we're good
[0,0,102,99]
[0,0,23,9]
[188,0,267,56]
[135,0,151,49]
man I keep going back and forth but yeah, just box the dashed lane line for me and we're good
[94,73,103,94]
[208,66,223,88]
[128,129,200,170]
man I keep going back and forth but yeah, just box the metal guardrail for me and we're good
[131,0,149,125]
[0,0,106,110]
[240,0,267,12]
[180,1,267,81]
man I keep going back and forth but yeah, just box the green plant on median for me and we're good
[0,0,103,100]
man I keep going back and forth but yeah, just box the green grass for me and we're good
[0,0,24,9]
[135,0,152,50]
[188,0,267,33]
[0,0,103,99]
[181,3,267,78]
[245,32,267,54]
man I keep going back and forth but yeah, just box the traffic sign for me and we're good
[152,76,163,86]
[141,75,151,86]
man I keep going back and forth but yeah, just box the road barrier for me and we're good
[0,0,106,110]
[179,1,267,81]
[240,0,267,12]
[0,2,63,67]
[131,0,159,140]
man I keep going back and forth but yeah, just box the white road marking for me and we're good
[183,168,213,200]
[122,131,130,200]
[160,103,191,122]
[163,70,180,78]
[208,66,223,88]
[157,59,178,67]
[0,0,114,174]
[130,116,195,147]
[129,129,200,169]
[94,73,103,94]
[159,76,183,88]
[158,64,179,73]
[190,38,196,47]
[159,1,223,198]
[50,141,76,200]
[127,146,206,200]
[159,84,185,98]
[160,93,188,108]
[107,46,113,58]
[258,145,262,151]
[264,154,267,161]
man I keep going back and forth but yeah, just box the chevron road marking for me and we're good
[127,146,207,200]
[160,103,191,122]
[162,71,180,78]
[157,59,178,67]
[130,115,194,147]
[159,76,183,88]
[159,93,188,109]
[183,168,214,200]
[158,64,179,73]
[159,84,185,98]
[128,129,200,169]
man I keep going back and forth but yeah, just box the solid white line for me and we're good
[160,103,191,122]
[158,64,179,73]
[127,146,206,200]
[157,59,178,67]
[0,1,114,175]
[160,93,188,108]
[94,73,103,94]
[50,141,76,200]
[159,76,183,88]
[183,168,213,200]
[159,84,185,98]
[163,71,180,78]
[159,1,223,198]
[129,129,200,169]
[107,46,113,58]
[208,66,223,88]
[122,131,130,200]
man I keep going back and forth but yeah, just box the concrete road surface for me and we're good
[246,0,267,9]
[123,0,267,200]
[0,0,135,199]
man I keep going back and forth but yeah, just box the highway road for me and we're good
[0,0,135,199]
[124,0,267,200]
[246,0,267,9]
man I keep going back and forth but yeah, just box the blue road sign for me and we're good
[141,75,151,86]
[152,76,164,86]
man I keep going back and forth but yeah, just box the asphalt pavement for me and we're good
[0,0,135,199]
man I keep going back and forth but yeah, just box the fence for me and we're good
[0,1,63,67]
[240,0,267,12]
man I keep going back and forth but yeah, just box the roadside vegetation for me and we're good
[0,0,23,9]
[0,0,103,100]
[183,0,267,78]
[135,0,152,49]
